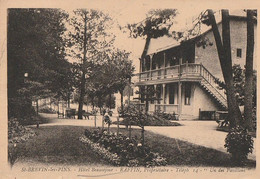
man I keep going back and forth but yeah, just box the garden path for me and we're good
[36,113,256,161]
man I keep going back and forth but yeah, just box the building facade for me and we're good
[134,15,257,120]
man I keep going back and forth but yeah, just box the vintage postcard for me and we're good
[0,0,259,178]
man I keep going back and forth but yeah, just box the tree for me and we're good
[244,10,256,130]
[111,49,135,113]
[8,9,70,120]
[205,10,243,128]
[67,9,114,119]
[127,9,177,58]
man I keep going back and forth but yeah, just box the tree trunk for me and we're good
[128,77,131,106]
[91,97,95,110]
[221,10,242,127]
[108,124,110,133]
[102,115,104,131]
[208,10,242,128]
[129,124,132,138]
[120,90,124,115]
[57,100,59,118]
[141,126,145,146]
[78,73,85,119]
[78,12,88,119]
[67,92,70,108]
[109,93,112,109]
[244,10,255,130]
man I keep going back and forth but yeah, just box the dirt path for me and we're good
[37,113,256,161]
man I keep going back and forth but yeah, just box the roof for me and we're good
[143,10,255,57]
[146,36,180,55]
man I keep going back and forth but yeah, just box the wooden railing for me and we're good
[137,63,202,81]
[135,63,226,102]
[200,65,226,99]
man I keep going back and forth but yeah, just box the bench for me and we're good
[66,109,76,119]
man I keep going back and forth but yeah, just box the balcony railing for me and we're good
[137,63,203,82]
[135,63,226,103]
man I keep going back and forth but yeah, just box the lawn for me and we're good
[12,126,256,168]
[13,126,110,166]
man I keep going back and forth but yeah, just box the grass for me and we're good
[98,127,256,168]
[20,114,58,126]
[13,126,110,166]
[13,125,256,168]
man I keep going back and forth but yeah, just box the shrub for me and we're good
[8,118,36,144]
[38,107,56,114]
[116,104,180,126]
[153,110,178,121]
[8,118,36,167]
[224,127,254,164]
[82,128,167,167]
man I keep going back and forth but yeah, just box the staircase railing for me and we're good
[200,64,226,101]
[135,63,227,105]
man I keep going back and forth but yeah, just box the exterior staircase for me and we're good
[134,63,228,111]
[199,65,227,109]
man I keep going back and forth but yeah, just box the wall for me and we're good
[191,83,220,118]
[195,19,257,81]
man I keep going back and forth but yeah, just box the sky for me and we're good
[63,2,246,73]
[62,0,208,71]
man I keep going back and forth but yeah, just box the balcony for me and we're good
[134,63,226,107]
[135,63,203,85]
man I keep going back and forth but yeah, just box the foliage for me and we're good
[67,9,115,118]
[38,107,56,114]
[8,118,36,144]
[153,110,178,121]
[224,127,254,164]
[8,118,36,166]
[8,9,72,119]
[79,135,121,165]
[84,49,134,111]
[215,64,257,130]
[83,129,167,167]
[127,9,178,39]
[118,104,146,127]
[117,104,180,126]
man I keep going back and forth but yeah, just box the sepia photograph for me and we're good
[0,0,259,178]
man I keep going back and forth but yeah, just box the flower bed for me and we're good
[8,118,37,166]
[8,118,36,144]
[80,129,167,167]
[79,135,121,165]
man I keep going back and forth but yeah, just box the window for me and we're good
[169,84,175,104]
[237,48,242,58]
[184,84,191,105]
